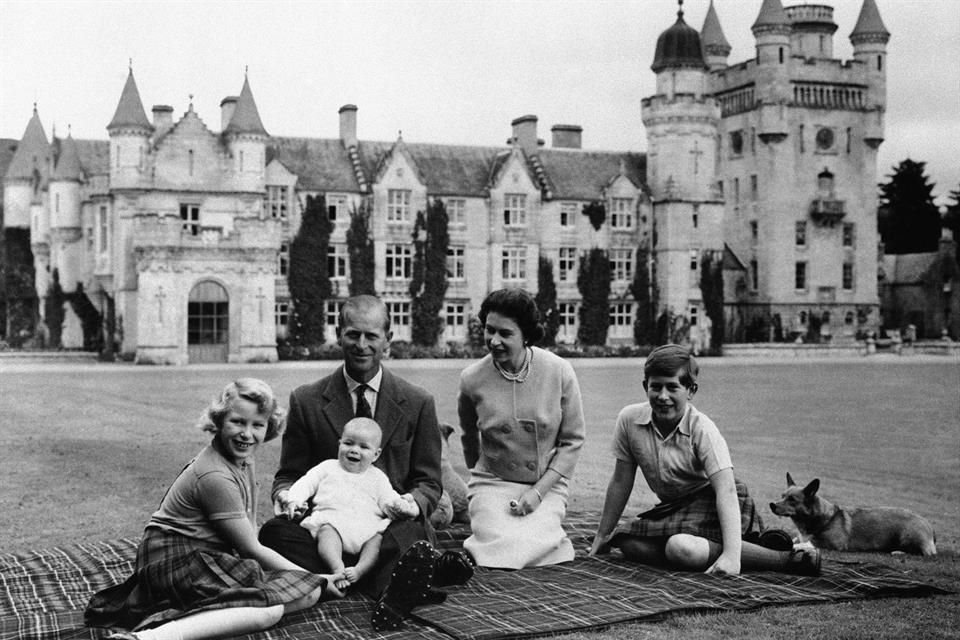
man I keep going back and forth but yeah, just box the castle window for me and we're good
[387,301,411,328]
[275,301,289,337]
[692,204,699,229]
[504,194,527,226]
[609,302,634,328]
[278,242,289,276]
[819,35,826,54]
[98,205,109,253]
[845,311,855,325]
[180,203,200,236]
[327,244,348,279]
[750,220,758,242]
[560,202,577,227]
[327,194,348,222]
[779,47,784,64]
[730,131,743,156]
[325,300,342,328]
[846,127,852,153]
[877,55,883,72]
[189,149,194,176]
[609,248,634,282]
[502,246,527,280]
[689,305,699,327]
[445,198,466,226]
[690,250,699,272]
[387,189,412,223]
[751,128,756,154]
[795,261,808,290]
[799,125,805,153]
[734,177,740,204]
[610,198,634,229]
[795,221,807,247]
[558,247,577,282]
[842,263,854,290]
[842,223,855,247]
[239,150,244,173]
[266,185,288,219]
[385,244,412,279]
[444,303,466,337]
[559,303,577,330]
[750,260,759,291]
[446,245,466,280]
[750,175,758,201]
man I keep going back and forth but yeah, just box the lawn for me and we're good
[1,355,958,639]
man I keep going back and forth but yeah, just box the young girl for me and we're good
[86,378,344,640]
[279,417,418,590]
[589,345,819,577]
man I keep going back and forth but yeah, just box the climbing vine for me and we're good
[409,198,449,346]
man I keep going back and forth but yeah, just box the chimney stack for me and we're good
[339,104,358,148]
[511,115,540,154]
[220,96,238,132]
[152,105,174,137]
[551,124,582,149]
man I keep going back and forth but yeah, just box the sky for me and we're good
[2,0,958,204]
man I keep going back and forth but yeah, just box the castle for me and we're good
[1,0,889,363]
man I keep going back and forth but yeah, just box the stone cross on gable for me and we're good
[156,286,166,323]
[690,140,704,175]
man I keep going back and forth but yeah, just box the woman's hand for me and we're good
[509,488,542,516]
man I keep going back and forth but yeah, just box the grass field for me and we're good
[1,355,958,638]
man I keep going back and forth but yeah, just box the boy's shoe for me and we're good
[371,541,435,631]
[786,548,822,576]
[757,529,795,552]
[433,550,475,587]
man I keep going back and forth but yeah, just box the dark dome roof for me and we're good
[651,10,706,73]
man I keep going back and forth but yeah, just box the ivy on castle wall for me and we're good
[347,198,375,297]
[2,228,37,346]
[576,248,611,346]
[535,256,560,347]
[630,245,657,346]
[699,250,725,351]
[288,194,332,347]
[409,199,450,346]
[582,201,606,231]
[44,269,66,348]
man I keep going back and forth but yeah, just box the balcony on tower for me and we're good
[809,168,845,226]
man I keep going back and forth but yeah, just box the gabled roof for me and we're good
[267,137,358,191]
[537,149,646,200]
[75,139,110,176]
[5,106,50,180]
[850,0,890,41]
[373,137,426,186]
[107,68,153,132]
[223,75,268,137]
[52,135,82,181]
[723,243,748,271]
[752,0,789,30]
[701,0,731,55]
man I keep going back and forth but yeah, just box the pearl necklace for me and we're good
[494,347,532,383]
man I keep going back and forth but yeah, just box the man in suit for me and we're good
[259,295,473,630]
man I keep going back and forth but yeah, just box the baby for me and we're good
[279,417,417,588]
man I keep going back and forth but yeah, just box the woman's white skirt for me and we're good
[463,470,574,569]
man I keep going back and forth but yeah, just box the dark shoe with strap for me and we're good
[371,540,436,631]
[433,549,475,587]
[786,547,822,576]
[757,529,794,552]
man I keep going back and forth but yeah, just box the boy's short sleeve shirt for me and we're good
[613,402,732,502]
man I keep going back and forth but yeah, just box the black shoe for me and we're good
[786,548,822,577]
[758,529,794,551]
[371,541,436,631]
[419,588,448,605]
[433,550,475,587]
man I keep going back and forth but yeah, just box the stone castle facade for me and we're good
[2,0,889,363]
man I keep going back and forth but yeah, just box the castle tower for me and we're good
[222,73,268,193]
[701,0,730,72]
[850,0,890,147]
[642,1,724,324]
[752,0,791,102]
[49,132,84,293]
[3,105,51,230]
[107,66,154,190]
[787,3,838,60]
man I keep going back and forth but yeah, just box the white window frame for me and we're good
[445,198,466,226]
[842,262,854,290]
[795,220,807,247]
[446,246,466,281]
[560,202,577,228]
[327,194,348,223]
[385,243,413,279]
[98,205,109,253]
[387,301,411,328]
[558,247,577,282]
[610,198,634,229]
[502,246,527,281]
[266,185,288,220]
[327,243,348,279]
[444,302,467,339]
[278,242,289,276]
[609,302,634,327]
[503,194,527,227]
[275,301,290,337]
[842,223,855,248]
[795,261,808,291]
[609,248,634,282]
[387,189,412,223]
[180,203,200,236]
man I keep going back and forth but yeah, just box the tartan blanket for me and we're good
[0,513,949,640]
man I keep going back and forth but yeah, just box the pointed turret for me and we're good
[851,0,890,133]
[52,133,82,182]
[223,74,268,137]
[3,106,51,229]
[701,0,730,71]
[107,67,153,133]
[851,0,890,44]
[752,0,789,32]
[50,132,83,292]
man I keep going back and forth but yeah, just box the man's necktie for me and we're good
[355,384,372,418]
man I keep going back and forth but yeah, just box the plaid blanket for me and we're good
[0,513,949,640]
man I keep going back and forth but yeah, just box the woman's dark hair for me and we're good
[478,288,545,345]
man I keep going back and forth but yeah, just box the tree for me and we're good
[44,268,65,348]
[409,199,449,346]
[3,228,36,346]
[630,245,656,345]
[878,159,940,254]
[535,256,560,347]
[576,248,610,346]
[347,198,375,296]
[699,249,725,352]
[288,194,331,347]
[942,185,960,269]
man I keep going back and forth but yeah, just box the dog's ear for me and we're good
[440,422,455,440]
[786,472,795,487]
[802,478,820,498]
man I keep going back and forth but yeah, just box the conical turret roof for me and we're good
[223,74,268,137]
[5,106,50,180]
[851,0,890,41]
[52,133,82,181]
[652,7,706,73]
[752,0,788,30]
[107,67,153,132]
[701,0,731,55]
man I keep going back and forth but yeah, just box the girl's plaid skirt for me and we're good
[610,479,766,545]
[85,527,327,631]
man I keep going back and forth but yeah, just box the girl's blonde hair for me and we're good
[197,378,287,441]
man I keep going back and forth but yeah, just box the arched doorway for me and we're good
[187,280,228,363]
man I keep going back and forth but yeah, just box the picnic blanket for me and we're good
[0,513,950,640]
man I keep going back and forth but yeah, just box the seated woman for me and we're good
[85,378,344,640]
[458,288,586,569]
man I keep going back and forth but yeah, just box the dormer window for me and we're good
[610,198,634,229]
[387,189,412,223]
[504,194,527,226]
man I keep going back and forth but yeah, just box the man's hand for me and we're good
[705,551,741,576]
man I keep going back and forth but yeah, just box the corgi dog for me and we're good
[770,473,936,556]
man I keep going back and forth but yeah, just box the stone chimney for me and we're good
[220,96,238,132]
[339,104,358,148]
[152,105,174,137]
[511,115,540,154]
[551,124,582,149]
